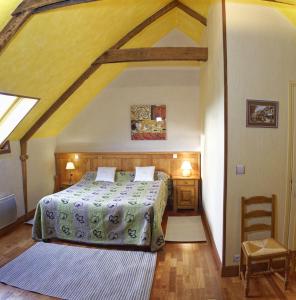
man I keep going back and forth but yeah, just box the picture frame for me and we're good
[246,100,279,128]
[131,105,166,140]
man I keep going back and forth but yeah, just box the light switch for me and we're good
[173,154,178,159]
[236,164,245,175]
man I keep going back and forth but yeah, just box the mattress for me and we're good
[33,171,169,251]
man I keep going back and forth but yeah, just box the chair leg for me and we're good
[268,258,272,271]
[245,260,250,297]
[239,249,243,279]
[284,254,290,290]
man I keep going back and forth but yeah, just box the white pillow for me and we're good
[95,167,116,182]
[134,166,155,182]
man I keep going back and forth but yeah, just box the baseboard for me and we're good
[200,207,222,272]
[221,265,239,277]
[0,209,35,238]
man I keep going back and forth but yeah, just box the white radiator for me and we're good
[0,193,17,229]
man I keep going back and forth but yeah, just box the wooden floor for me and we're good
[0,212,296,300]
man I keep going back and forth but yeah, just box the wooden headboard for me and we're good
[55,152,201,187]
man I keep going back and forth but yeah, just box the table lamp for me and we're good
[66,161,75,184]
[181,161,192,177]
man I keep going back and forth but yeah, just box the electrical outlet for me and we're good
[233,254,240,263]
[173,153,178,159]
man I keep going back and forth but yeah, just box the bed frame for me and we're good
[55,152,200,191]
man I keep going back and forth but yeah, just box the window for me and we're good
[0,93,38,145]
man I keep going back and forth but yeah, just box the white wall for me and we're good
[0,141,24,217]
[200,3,225,261]
[154,28,198,47]
[56,67,201,152]
[225,4,296,265]
[0,137,56,218]
[27,137,56,211]
[56,30,201,152]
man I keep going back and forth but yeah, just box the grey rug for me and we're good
[165,216,207,242]
[0,242,157,300]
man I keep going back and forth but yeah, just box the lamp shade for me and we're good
[65,161,75,170]
[181,161,192,170]
[181,161,192,177]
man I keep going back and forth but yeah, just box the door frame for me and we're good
[285,81,296,249]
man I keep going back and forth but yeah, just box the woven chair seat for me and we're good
[242,238,288,257]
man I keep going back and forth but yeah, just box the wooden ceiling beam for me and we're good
[13,0,99,15]
[176,1,207,26]
[13,1,67,15]
[94,47,208,64]
[0,10,31,53]
[33,1,100,14]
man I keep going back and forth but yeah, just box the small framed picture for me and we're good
[246,100,279,128]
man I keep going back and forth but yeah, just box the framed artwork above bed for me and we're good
[131,104,166,140]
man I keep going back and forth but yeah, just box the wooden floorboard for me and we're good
[0,211,296,299]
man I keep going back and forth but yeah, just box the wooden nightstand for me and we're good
[60,182,74,191]
[172,176,199,212]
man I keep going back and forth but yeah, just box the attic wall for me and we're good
[225,3,296,266]
[0,138,56,217]
[200,2,225,262]
[56,66,201,152]
[27,137,56,211]
[0,141,24,217]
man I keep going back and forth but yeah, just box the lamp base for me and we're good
[69,173,73,184]
[182,170,191,177]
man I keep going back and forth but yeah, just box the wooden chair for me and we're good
[240,195,290,297]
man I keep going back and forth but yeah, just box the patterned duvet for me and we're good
[33,172,168,251]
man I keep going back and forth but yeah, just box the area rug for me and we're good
[165,216,207,242]
[0,242,157,300]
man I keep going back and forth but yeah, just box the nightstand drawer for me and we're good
[175,179,195,186]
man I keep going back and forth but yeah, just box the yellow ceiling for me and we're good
[0,0,210,140]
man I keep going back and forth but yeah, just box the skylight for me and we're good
[0,93,38,145]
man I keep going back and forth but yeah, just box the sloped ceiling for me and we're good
[1,0,295,140]
[0,0,210,140]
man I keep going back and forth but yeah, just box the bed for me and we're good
[33,171,169,251]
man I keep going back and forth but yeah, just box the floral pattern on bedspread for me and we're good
[33,173,168,251]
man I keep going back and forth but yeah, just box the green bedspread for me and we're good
[33,172,168,251]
